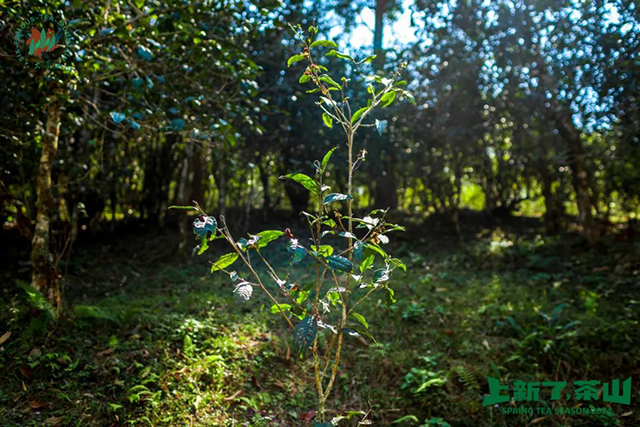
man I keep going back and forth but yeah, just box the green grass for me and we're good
[1,231,639,426]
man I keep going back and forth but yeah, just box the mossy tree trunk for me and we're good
[30,96,61,307]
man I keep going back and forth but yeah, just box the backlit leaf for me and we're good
[287,54,305,67]
[310,40,338,49]
[281,173,318,195]
[210,253,239,272]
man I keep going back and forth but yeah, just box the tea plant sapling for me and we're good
[171,26,413,424]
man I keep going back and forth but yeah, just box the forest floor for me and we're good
[1,220,640,427]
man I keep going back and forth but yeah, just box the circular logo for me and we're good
[12,14,73,70]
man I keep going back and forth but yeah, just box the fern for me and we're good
[19,282,57,321]
[453,366,479,391]
[74,305,120,324]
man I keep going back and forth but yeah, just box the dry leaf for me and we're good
[19,365,33,378]
[0,331,11,346]
[45,416,65,425]
[531,416,547,424]
[482,339,491,350]
[96,347,115,357]
[299,409,316,423]
[223,390,243,401]
[28,400,47,409]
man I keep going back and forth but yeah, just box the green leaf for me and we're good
[360,254,375,272]
[255,230,284,248]
[192,216,217,239]
[293,316,318,357]
[271,303,292,314]
[281,173,318,195]
[385,287,396,306]
[299,74,311,84]
[322,113,333,129]
[325,49,355,62]
[168,205,197,211]
[321,147,337,172]
[210,253,239,272]
[395,88,415,103]
[327,255,353,272]
[373,268,390,283]
[288,239,307,264]
[323,193,353,204]
[196,238,209,255]
[287,54,306,67]
[365,243,388,259]
[310,40,338,49]
[354,241,364,260]
[391,415,420,424]
[319,75,341,89]
[359,54,377,64]
[381,91,397,107]
[136,45,153,61]
[351,312,369,329]
[20,282,57,321]
[351,106,368,124]
[311,245,334,257]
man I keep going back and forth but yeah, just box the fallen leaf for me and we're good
[223,390,243,401]
[19,365,33,378]
[0,331,10,346]
[299,409,316,423]
[482,339,491,350]
[28,347,42,360]
[531,417,547,424]
[28,400,47,409]
[45,416,64,425]
[96,348,115,357]
[621,411,633,417]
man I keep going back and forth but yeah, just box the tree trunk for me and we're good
[374,159,398,210]
[30,97,61,307]
[373,0,388,61]
[176,139,193,255]
[556,112,598,243]
[216,156,227,218]
[539,162,560,232]
[189,141,206,208]
[259,164,271,220]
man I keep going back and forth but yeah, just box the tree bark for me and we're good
[176,138,193,255]
[374,0,388,53]
[30,97,61,307]
[556,111,598,243]
[189,141,206,208]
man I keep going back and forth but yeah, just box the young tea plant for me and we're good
[171,25,414,424]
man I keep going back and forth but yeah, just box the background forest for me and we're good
[1,0,639,426]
